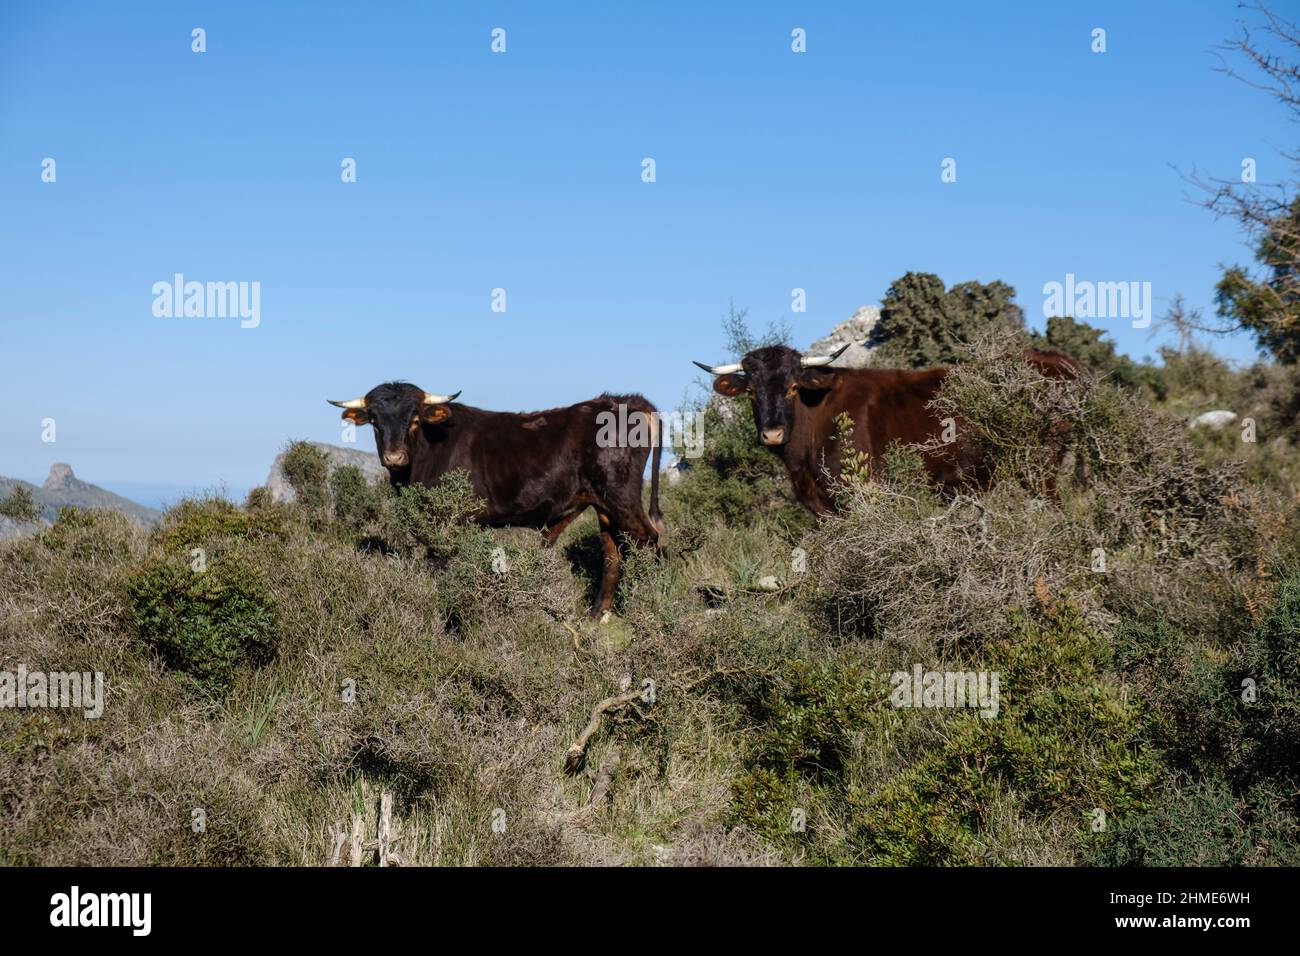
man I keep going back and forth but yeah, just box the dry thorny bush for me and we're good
[803,333,1268,649]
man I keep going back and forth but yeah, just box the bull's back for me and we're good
[852,368,950,453]
[409,398,643,526]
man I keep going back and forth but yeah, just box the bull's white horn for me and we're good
[800,343,851,368]
[692,360,743,375]
[422,390,462,404]
[327,397,367,409]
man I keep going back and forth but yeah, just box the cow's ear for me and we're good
[797,369,837,392]
[341,408,369,425]
[421,404,452,424]
[712,373,747,397]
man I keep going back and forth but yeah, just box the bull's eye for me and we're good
[786,382,799,398]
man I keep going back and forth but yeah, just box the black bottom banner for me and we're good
[0,866,1279,942]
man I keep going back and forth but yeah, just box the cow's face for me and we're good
[328,382,459,473]
[700,345,845,447]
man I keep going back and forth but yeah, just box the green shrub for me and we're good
[39,507,139,562]
[730,657,878,844]
[281,441,330,510]
[385,470,483,558]
[1112,617,1241,778]
[850,607,1156,865]
[0,484,40,522]
[373,472,579,628]
[244,485,274,510]
[126,553,277,697]
[1240,574,1300,789]
[151,496,287,555]
[1119,573,1300,790]
[0,734,282,865]
[1094,778,1300,866]
[330,465,384,532]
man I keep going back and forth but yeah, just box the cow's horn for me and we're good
[327,397,367,409]
[692,361,743,375]
[800,343,851,368]
[422,390,461,405]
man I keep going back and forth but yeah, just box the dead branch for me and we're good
[564,687,644,774]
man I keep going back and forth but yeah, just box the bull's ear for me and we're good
[712,373,747,397]
[421,404,452,424]
[797,368,837,392]
[341,407,369,425]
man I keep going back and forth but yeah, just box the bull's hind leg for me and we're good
[592,512,622,621]
[542,510,581,546]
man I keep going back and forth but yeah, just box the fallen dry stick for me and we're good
[565,688,645,774]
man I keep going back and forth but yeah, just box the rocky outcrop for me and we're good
[0,513,44,541]
[264,442,387,503]
[805,305,881,367]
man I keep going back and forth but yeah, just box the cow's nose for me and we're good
[761,427,786,446]
[382,451,408,468]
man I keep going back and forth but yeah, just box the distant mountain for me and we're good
[0,463,161,540]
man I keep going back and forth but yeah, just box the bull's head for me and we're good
[693,344,849,447]
[328,382,460,472]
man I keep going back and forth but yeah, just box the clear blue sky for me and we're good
[0,1,1290,502]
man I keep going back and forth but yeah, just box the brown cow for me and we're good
[329,383,663,618]
[693,345,1078,514]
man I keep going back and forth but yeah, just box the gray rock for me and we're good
[0,513,46,542]
[1190,410,1238,430]
[264,442,387,503]
[805,305,881,368]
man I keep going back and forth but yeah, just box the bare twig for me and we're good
[564,688,645,774]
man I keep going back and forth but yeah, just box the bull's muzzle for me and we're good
[761,427,786,446]
[382,450,409,468]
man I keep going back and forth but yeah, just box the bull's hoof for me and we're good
[599,609,613,625]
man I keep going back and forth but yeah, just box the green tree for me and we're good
[1216,197,1300,364]
[1188,5,1300,363]
[868,272,1026,367]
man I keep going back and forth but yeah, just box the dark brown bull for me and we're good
[694,345,1078,514]
[328,383,663,618]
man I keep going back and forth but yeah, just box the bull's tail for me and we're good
[649,407,665,543]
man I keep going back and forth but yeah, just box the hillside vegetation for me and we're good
[1,323,1298,866]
